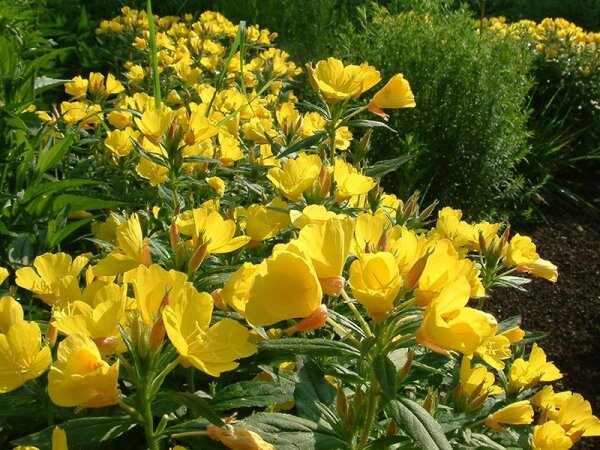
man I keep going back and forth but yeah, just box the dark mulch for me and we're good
[488,171,600,449]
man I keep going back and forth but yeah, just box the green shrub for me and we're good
[334,3,532,218]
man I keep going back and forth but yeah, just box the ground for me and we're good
[489,171,600,449]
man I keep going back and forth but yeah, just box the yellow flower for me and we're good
[532,421,573,450]
[368,74,416,118]
[243,199,290,243]
[48,333,120,408]
[105,73,125,96]
[308,57,381,103]
[508,343,562,392]
[555,393,600,439]
[0,321,51,393]
[104,127,139,158]
[206,424,275,450]
[177,207,250,257]
[267,154,322,201]
[0,296,23,333]
[64,76,88,99]
[352,211,389,255]
[246,249,322,327]
[0,266,8,284]
[295,217,355,296]
[207,176,226,196]
[349,252,400,317]
[416,278,496,356]
[333,159,376,204]
[505,233,539,266]
[162,290,256,377]
[220,263,261,315]
[484,400,534,431]
[60,101,102,128]
[93,213,152,276]
[459,357,503,397]
[14,426,69,450]
[16,253,89,305]
[134,106,174,141]
[289,205,340,229]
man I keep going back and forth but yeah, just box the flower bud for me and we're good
[140,244,153,267]
[286,305,328,333]
[398,348,414,380]
[423,391,436,415]
[94,336,119,354]
[46,321,58,348]
[211,288,229,311]
[188,239,209,272]
[169,222,180,250]
[319,276,345,297]
[404,250,432,291]
[336,387,347,416]
[149,317,166,350]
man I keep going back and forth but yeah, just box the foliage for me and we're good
[334,3,533,219]
[0,5,599,450]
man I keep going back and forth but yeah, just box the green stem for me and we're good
[341,289,372,337]
[140,380,159,450]
[146,0,161,108]
[357,376,379,448]
[187,367,195,393]
[326,317,361,346]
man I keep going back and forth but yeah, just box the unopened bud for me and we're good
[377,230,388,252]
[358,129,372,152]
[140,244,153,267]
[149,317,166,350]
[319,166,332,198]
[478,231,487,253]
[188,240,209,272]
[466,392,489,412]
[169,222,180,250]
[468,381,486,403]
[386,420,397,436]
[46,321,58,348]
[569,429,584,444]
[398,348,414,380]
[286,305,328,333]
[453,383,464,405]
[320,276,345,297]
[404,250,432,291]
[94,336,119,353]
[336,387,347,416]
[305,64,320,93]
[403,199,416,219]
[418,201,437,222]
[211,288,228,311]
[423,391,436,415]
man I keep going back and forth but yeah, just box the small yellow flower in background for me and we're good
[105,73,125,96]
[16,253,89,305]
[246,249,322,327]
[107,110,132,129]
[349,252,400,317]
[0,321,51,393]
[289,204,340,229]
[88,72,105,96]
[93,213,152,276]
[333,158,376,204]
[0,296,24,333]
[0,266,9,284]
[60,101,102,128]
[508,343,562,392]
[484,400,534,431]
[206,423,275,450]
[14,426,69,450]
[243,199,290,244]
[91,213,122,245]
[504,233,558,282]
[267,153,322,201]
[207,176,226,196]
[307,57,381,103]
[134,106,174,141]
[64,75,88,99]
[368,73,416,119]
[532,421,573,450]
[162,289,256,377]
[48,333,120,408]
[554,393,600,439]
[352,211,389,256]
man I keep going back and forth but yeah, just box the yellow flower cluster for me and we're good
[479,16,600,76]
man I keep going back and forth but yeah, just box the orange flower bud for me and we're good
[286,305,328,333]
[319,276,345,297]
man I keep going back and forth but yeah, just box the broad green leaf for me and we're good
[36,132,74,176]
[161,391,224,427]
[210,380,294,411]
[294,357,336,426]
[33,76,70,94]
[277,131,327,158]
[11,417,137,450]
[345,119,397,132]
[239,413,347,450]
[363,155,414,180]
[387,398,452,450]
[373,354,398,399]
[470,433,507,450]
[256,338,360,360]
[21,179,99,204]
[498,316,522,334]
[362,435,409,449]
[45,216,94,249]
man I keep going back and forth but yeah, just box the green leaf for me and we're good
[35,132,74,176]
[21,179,99,204]
[386,398,452,450]
[277,131,327,158]
[362,435,409,449]
[363,155,414,179]
[495,276,531,291]
[345,119,397,132]
[294,357,336,426]
[256,338,360,360]
[520,331,547,344]
[210,380,294,411]
[33,76,70,94]
[161,391,225,427]
[10,416,137,449]
[239,413,347,450]
[470,433,507,450]
[498,316,522,334]
[373,354,398,399]
[45,216,93,249]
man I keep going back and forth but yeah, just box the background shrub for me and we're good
[334,3,532,218]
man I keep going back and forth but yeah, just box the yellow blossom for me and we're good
[48,333,120,408]
[0,296,24,333]
[533,421,573,450]
[104,127,139,158]
[64,76,88,99]
[0,321,51,393]
[267,154,322,201]
[459,357,503,397]
[207,176,226,196]
[349,252,400,317]
[508,343,562,392]
[368,73,415,118]
[206,424,275,450]
[333,158,376,204]
[0,266,9,285]
[484,400,534,431]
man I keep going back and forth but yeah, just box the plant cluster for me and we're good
[1,5,599,450]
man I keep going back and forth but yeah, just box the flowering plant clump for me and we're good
[1,5,599,450]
